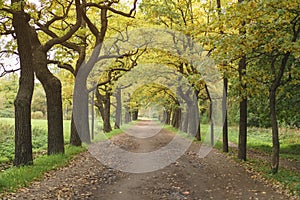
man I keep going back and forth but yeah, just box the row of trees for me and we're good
[0,0,299,174]
[139,0,300,173]
[0,0,139,165]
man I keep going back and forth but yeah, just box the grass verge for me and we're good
[248,158,300,198]
[215,145,300,198]
[0,145,85,194]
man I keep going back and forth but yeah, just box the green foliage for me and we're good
[31,84,46,116]
[0,145,85,194]
[0,75,18,118]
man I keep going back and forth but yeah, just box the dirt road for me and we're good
[1,120,295,200]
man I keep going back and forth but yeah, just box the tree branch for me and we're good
[47,60,75,75]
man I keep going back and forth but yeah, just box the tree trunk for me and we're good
[209,101,214,146]
[103,92,112,132]
[270,89,280,173]
[188,103,197,137]
[73,83,91,143]
[132,109,139,121]
[124,104,131,123]
[33,49,64,155]
[223,77,229,152]
[70,114,81,146]
[205,85,214,146]
[171,107,181,129]
[95,90,112,133]
[182,110,189,133]
[195,101,201,141]
[164,109,171,125]
[238,56,247,161]
[114,88,122,129]
[12,8,34,166]
[91,90,95,140]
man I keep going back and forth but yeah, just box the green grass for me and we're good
[0,118,126,195]
[0,118,71,164]
[243,157,300,197]
[0,145,85,194]
[226,126,300,162]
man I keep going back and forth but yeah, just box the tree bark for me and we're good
[70,113,82,146]
[124,104,131,123]
[182,110,189,133]
[223,77,229,152]
[69,45,86,146]
[268,52,292,173]
[164,109,171,125]
[238,56,247,161]
[195,101,201,141]
[31,45,64,155]
[237,0,247,160]
[131,109,139,121]
[188,103,197,137]
[103,91,112,132]
[114,88,122,129]
[95,89,112,133]
[205,85,214,146]
[73,84,91,143]
[270,89,280,173]
[12,8,34,166]
[171,107,181,129]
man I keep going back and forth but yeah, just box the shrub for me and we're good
[0,109,14,118]
[31,111,44,119]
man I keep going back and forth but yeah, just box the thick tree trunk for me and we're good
[223,77,229,152]
[103,92,112,132]
[95,90,112,133]
[114,88,122,129]
[270,89,280,173]
[124,104,131,123]
[182,110,189,133]
[131,109,139,121]
[70,114,81,146]
[73,84,91,143]
[171,107,181,129]
[164,109,171,125]
[195,101,201,141]
[70,47,85,146]
[238,56,247,161]
[188,103,197,137]
[28,26,65,155]
[12,9,34,166]
[196,123,201,141]
[205,85,214,146]
[38,72,65,154]
[33,49,64,155]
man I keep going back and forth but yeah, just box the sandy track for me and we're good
[1,120,295,200]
